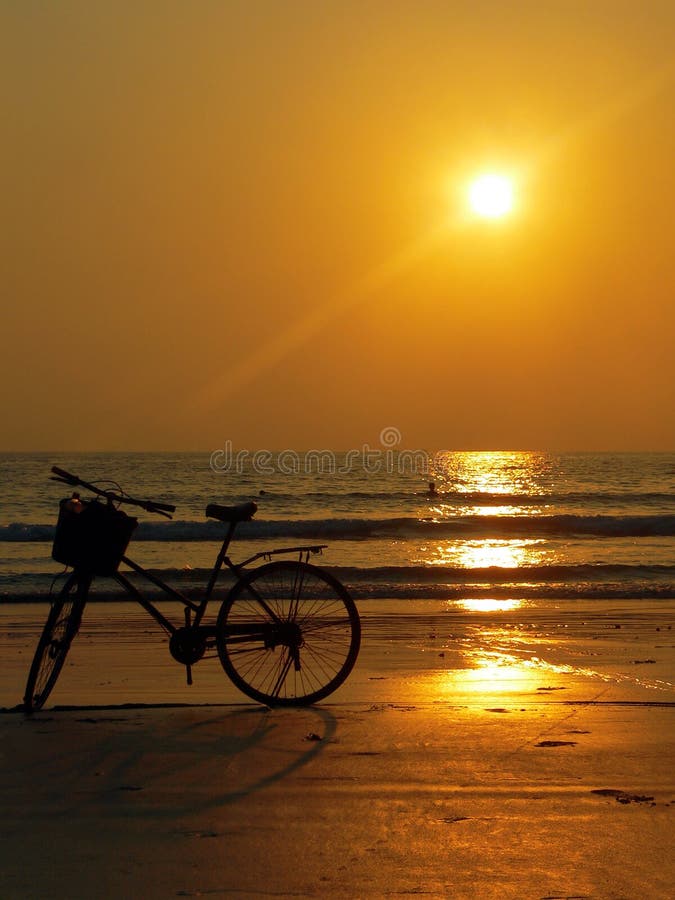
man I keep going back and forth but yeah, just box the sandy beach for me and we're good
[1,598,674,899]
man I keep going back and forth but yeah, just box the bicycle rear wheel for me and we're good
[216,560,360,706]
[24,571,89,713]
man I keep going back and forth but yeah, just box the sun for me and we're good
[468,173,514,219]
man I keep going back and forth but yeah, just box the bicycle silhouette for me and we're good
[24,466,360,711]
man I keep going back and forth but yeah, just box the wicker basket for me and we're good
[52,498,137,575]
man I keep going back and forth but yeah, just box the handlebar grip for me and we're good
[51,466,79,484]
[148,501,176,513]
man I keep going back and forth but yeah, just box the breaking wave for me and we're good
[3,513,675,543]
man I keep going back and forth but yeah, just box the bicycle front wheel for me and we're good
[216,561,360,706]
[23,571,89,713]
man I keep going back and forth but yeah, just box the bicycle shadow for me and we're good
[15,702,339,820]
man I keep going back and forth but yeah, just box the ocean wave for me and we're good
[300,489,675,504]
[3,513,675,542]
[2,575,674,602]
[122,561,675,592]
[328,563,675,584]
[349,584,675,600]
[212,489,675,511]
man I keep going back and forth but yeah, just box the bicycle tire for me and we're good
[216,560,360,706]
[23,571,89,713]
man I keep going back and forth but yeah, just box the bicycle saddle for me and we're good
[205,501,258,523]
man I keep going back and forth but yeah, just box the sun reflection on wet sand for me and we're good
[415,595,599,701]
[451,650,542,693]
[424,627,588,703]
[424,607,675,703]
[356,596,675,712]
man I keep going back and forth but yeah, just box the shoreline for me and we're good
[4,580,675,600]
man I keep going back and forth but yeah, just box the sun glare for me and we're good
[468,174,514,219]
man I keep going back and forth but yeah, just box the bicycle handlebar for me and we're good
[50,465,176,518]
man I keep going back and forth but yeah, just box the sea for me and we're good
[1,450,674,603]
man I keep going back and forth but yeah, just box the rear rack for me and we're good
[241,545,327,566]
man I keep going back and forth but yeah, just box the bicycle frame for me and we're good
[106,517,327,641]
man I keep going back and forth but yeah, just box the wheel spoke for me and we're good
[217,561,360,706]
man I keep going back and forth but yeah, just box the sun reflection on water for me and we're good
[429,503,548,518]
[418,452,557,575]
[431,450,554,497]
[417,537,550,568]
[455,598,525,613]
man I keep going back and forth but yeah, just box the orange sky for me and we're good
[2,1,674,451]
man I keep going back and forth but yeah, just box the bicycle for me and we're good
[23,466,360,712]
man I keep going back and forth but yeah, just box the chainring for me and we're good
[169,627,207,665]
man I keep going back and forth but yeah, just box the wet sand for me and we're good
[1,598,674,898]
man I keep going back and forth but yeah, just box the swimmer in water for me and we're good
[427,481,438,497]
